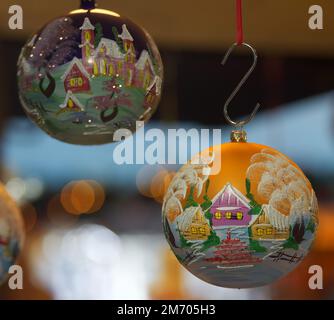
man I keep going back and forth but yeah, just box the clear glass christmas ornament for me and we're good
[18,0,163,145]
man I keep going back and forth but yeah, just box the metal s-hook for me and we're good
[222,42,260,128]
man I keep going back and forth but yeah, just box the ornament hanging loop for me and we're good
[222,42,260,128]
[80,0,96,10]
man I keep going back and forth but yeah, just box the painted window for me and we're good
[266,228,273,235]
[101,45,108,56]
[93,62,99,75]
[118,61,123,74]
[85,31,91,41]
[124,41,129,52]
[127,69,133,86]
[199,227,206,235]
[257,228,264,236]
[100,59,107,75]
[215,211,222,220]
[191,227,197,234]
[225,212,232,219]
[69,77,83,87]
[85,46,90,59]
[236,212,243,220]
[109,64,114,76]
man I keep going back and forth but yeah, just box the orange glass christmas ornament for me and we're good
[162,39,318,288]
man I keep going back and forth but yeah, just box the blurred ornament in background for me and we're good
[17,0,163,145]
[0,183,24,285]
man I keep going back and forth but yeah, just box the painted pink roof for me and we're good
[211,183,250,210]
[118,24,134,41]
[80,17,95,30]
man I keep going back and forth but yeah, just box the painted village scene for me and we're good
[162,149,318,288]
[17,15,163,144]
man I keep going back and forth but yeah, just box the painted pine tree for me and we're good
[94,23,103,48]
[200,180,220,251]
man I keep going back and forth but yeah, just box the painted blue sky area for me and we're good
[2,92,334,191]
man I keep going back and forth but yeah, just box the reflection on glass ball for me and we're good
[18,9,163,145]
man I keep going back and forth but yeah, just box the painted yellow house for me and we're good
[176,206,211,241]
[250,205,289,241]
[58,91,85,114]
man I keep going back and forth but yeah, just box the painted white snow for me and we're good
[135,50,155,74]
[211,183,250,209]
[146,75,162,95]
[118,24,134,41]
[79,17,95,30]
[263,204,289,230]
[94,37,125,59]
[59,91,85,111]
[60,57,90,80]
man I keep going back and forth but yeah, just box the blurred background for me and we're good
[0,0,334,299]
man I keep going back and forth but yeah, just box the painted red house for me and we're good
[79,17,95,74]
[210,183,251,228]
[118,24,136,64]
[76,17,159,91]
[144,75,162,108]
[61,57,91,93]
[134,50,155,89]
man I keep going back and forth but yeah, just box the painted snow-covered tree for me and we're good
[29,18,79,70]
[26,17,80,97]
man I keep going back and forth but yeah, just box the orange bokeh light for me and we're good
[150,170,175,203]
[60,180,105,215]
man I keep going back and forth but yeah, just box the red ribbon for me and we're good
[236,0,244,45]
